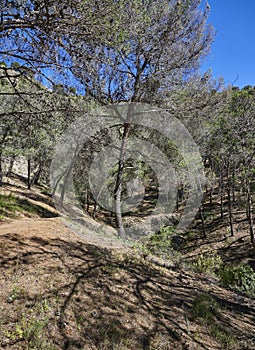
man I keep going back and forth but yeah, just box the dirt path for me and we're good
[0,176,129,250]
[0,215,132,252]
[0,217,71,240]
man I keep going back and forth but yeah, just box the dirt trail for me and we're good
[0,217,70,240]
[0,216,130,250]
[0,176,128,250]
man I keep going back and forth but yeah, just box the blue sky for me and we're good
[201,1,255,88]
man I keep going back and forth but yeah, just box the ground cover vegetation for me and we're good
[0,1,255,349]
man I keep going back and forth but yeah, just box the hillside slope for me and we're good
[0,179,255,350]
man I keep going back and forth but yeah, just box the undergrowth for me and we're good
[192,250,255,297]
[191,293,238,349]
[0,193,37,219]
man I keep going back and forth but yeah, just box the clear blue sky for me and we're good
[201,1,255,88]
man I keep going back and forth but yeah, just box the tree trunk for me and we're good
[227,163,234,237]
[114,122,131,238]
[176,190,179,211]
[31,163,42,186]
[209,186,213,210]
[176,183,184,211]
[0,151,2,187]
[6,155,15,177]
[86,191,90,213]
[199,205,206,238]
[247,182,255,244]
[232,166,236,203]
[59,162,73,206]
[92,202,97,219]
[52,167,69,195]
[220,168,224,220]
[27,158,31,190]
[55,144,80,206]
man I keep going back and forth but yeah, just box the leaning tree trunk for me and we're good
[59,161,74,207]
[6,155,15,177]
[31,163,42,186]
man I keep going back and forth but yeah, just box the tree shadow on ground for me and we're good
[181,206,255,264]
[0,233,254,349]
[16,197,58,218]
[12,190,55,208]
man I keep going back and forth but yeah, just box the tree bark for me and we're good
[59,162,73,206]
[209,186,213,210]
[31,163,42,186]
[114,122,131,238]
[6,155,15,177]
[220,167,224,220]
[199,205,206,238]
[27,158,31,190]
[0,151,2,187]
[232,166,236,203]
[227,163,234,237]
[247,182,255,244]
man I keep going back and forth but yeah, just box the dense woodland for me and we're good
[0,0,254,242]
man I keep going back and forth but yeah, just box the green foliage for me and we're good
[5,311,56,350]
[219,264,255,296]
[0,193,57,220]
[149,226,176,252]
[193,250,255,297]
[192,249,223,275]
[7,285,27,303]
[0,194,24,219]
[147,226,184,257]
[11,62,21,70]
[191,293,219,323]
[185,231,196,240]
[135,226,183,265]
[0,61,86,187]
[191,294,237,349]
[209,324,237,349]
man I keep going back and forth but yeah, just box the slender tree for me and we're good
[1,0,215,236]
[209,86,255,243]
[69,0,214,236]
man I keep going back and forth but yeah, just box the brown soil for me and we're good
[0,178,255,350]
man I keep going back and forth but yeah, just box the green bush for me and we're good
[149,226,175,252]
[191,294,237,349]
[219,264,255,296]
[193,249,223,275]
[209,324,237,349]
[135,226,184,264]
[191,293,219,323]
[147,226,184,259]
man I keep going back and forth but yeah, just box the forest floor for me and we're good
[0,176,255,350]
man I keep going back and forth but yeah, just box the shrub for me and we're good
[134,226,184,264]
[193,249,223,275]
[191,293,219,323]
[191,294,237,349]
[219,264,255,296]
